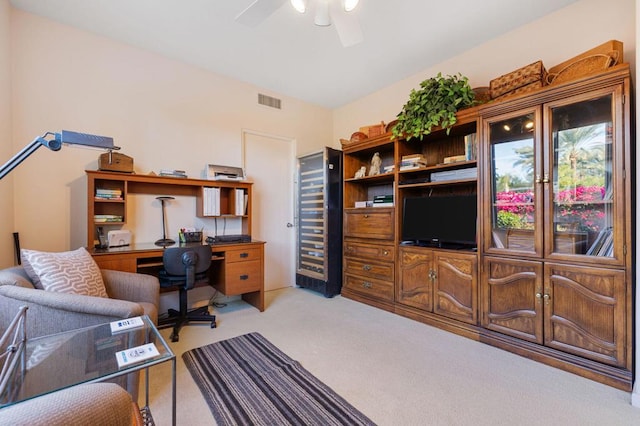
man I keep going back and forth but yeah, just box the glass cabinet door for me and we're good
[296,151,326,278]
[484,108,543,256]
[546,90,620,262]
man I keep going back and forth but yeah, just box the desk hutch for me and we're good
[86,170,265,311]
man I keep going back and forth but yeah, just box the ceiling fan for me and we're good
[236,0,364,47]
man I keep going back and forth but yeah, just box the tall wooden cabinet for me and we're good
[341,64,633,390]
[341,137,396,310]
[480,68,632,373]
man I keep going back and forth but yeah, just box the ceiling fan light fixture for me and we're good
[314,0,331,26]
[343,0,360,12]
[290,0,307,14]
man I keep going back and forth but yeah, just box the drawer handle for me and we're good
[240,274,249,280]
[382,250,389,256]
[362,264,372,271]
[362,281,372,289]
[240,253,249,258]
[363,214,369,218]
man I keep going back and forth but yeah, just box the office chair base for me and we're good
[159,305,217,342]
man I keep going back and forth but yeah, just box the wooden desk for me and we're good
[90,241,265,312]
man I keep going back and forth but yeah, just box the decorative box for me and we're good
[490,60,548,99]
[179,231,202,243]
[99,152,134,173]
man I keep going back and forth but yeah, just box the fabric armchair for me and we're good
[0,265,160,402]
[0,383,135,426]
[0,266,159,338]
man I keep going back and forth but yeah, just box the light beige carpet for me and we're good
[144,287,640,426]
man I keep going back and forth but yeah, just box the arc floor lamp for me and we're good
[1,130,119,264]
[0,130,120,180]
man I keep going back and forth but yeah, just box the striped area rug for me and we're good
[182,332,375,426]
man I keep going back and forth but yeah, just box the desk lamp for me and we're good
[155,196,175,247]
[0,130,120,180]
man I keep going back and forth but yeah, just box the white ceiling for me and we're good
[10,0,578,108]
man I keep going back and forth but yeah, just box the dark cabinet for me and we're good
[295,147,343,297]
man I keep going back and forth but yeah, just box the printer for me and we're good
[205,164,245,181]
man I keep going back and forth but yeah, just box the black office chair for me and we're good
[158,245,216,342]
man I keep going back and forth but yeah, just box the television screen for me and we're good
[402,195,477,248]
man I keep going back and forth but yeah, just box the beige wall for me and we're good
[332,0,636,141]
[7,9,332,259]
[0,0,13,268]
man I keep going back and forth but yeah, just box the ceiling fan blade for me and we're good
[330,5,363,47]
[235,0,288,27]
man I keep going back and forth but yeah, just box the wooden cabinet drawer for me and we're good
[344,209,394,240]
[226,247,262,263]
[224,260,262,294]
[344,257,394,281]
[344,241,394,260]
[344,273,394,302]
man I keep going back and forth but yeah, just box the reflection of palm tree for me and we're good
[513,145,534,178]
[558,125,604,178]
[496,174,510,192]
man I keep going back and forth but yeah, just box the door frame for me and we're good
[240,128,297,289]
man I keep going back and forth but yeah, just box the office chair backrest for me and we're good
[162,245,212,290]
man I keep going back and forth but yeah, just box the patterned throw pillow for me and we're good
[21,247,108,298]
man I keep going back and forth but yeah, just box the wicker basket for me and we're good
[546,40,622,85]
[359,122,386,138]
[492,80,544,101]
[490,60,547,99]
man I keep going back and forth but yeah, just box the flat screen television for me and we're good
[401,195,477,249]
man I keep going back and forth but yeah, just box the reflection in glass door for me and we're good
[550,94,614,257]
[297,152,326,277]
[486,110,541,255]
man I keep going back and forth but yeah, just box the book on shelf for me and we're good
[400,154,427,170]
[586,227,613,256]
[402,153,425,161]
[235,188,247,215]
[96,189,122,195]
[159,169,187,178]
[373,194,393,202]
[94,214,123,222]
[373,194,393,207]
[203,187,220,216]
[464,133,477,161]
[95,189,123,200]
[430,167,477,182]
[443,154,467,164]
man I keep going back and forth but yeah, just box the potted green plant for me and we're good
[392,73,476,140]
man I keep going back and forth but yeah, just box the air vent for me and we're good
[258,93,282,109]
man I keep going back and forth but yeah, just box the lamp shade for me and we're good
[314,0,331,26]
[291,0,306,13]
[343,0,359,12]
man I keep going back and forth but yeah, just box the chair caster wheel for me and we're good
[211,322,216,329]
[170,333,179,342]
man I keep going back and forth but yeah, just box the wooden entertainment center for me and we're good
[85,170,265,312]
[341,65,633,390]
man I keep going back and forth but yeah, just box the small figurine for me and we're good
[354,166,367,179]
[369,152,382,176]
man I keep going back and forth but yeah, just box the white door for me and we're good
[242,130,296,291]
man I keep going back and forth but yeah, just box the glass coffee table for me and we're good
[0,313,175,425]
